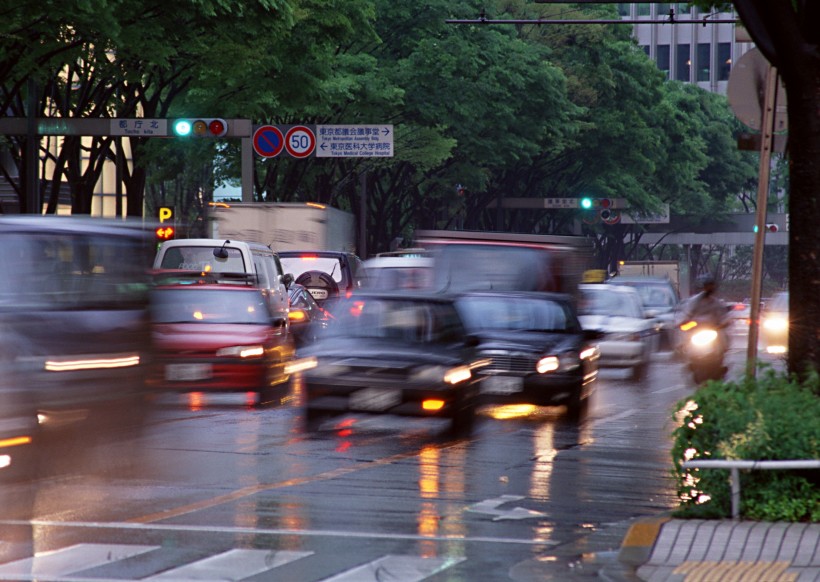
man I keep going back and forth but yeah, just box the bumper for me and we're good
[477,372,592,406]
[597,340,645,367]
[151,359,289,392]
[303,377,479,419]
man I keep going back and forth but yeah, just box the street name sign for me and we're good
[316,124,393,158]
[110,119,167,136]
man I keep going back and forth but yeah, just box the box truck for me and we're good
[210,202,356,253]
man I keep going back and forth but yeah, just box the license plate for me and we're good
[349,388,401,411]
[308,288,329,300]
[481,376,523,394]
[165,363,213,382]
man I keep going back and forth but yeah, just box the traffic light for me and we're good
[172,118,228,138]
[598,198,614,221]
[753,224,779,233]
[580,197,593,210]
[155,225,175,241]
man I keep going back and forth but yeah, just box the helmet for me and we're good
[698,275,717,294]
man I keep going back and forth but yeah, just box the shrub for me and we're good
[670,367,819,521]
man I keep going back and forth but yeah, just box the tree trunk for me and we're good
[784,65,820,378]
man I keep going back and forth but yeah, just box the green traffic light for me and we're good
[580,197,593,210]
[173,120,192,136]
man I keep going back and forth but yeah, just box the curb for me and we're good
[617,514,671,567]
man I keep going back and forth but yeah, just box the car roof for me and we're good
[455,290,574,303]
[362,256,434,268]
[279,250,356,258]
[608,276,675,285]
[579,283,640,294]
[349,290,458,304]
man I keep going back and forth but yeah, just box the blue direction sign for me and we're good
[253,125,285,158]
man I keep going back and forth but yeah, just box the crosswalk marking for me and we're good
[321,555,465,582]
[0,543,158,578]
[144,549,313,580]
[0,543,465,582]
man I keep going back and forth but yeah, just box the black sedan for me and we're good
[296,292,487,435]
[454,291,601,420]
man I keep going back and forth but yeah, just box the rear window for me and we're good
[0,232,150,309]
[150,288,271,324]
[159,245,248,273]
[280,256,349,287]
[579,288,643,319]
[457,296,579,333]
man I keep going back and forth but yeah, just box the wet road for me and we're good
[0,334,779,581]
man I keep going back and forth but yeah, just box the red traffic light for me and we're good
[765,224,779,232]
[599,198,612,209]
[155,226,175,240]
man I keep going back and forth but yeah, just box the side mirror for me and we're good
[213,241,230,260]
[282,273,294,288]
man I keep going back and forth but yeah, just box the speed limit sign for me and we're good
[284,126,316,158]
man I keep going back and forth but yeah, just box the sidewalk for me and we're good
[604,516,820,582]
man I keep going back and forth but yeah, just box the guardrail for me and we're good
[682,459,820,519]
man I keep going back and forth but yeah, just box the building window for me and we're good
[617,3,631,17]
[657,3,672,17]
[676,3,691,15]
[697,43,711,82]
[641,45,650,57]
[657,45,670,78]
[637,3,650,16]
[676,44,691,82]
[718,42,731,81]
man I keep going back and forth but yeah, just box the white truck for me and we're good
[210,202,356,253]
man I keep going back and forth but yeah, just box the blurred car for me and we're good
[454,291,601,420]
[760,291,789,354]
[607,276,681,352]
[287,282,334,348]
[727,300,752,333]
[577,283,660,380]
[296,292,487,435]
[278,251,364,309]
[149,271,295,406]
[359,255,435,291]
[0,216,155,452]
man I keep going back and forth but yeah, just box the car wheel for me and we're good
[631,359,648,381]
[303,406,329,431]
[565,387,589,422]
[449,404,476,437]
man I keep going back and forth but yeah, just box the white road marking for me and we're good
[145,548,312,580]
[465,495,549,522]
[321,555,465,582]
[0,543,157,578]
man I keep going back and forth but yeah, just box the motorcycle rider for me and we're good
[680,275,731,376]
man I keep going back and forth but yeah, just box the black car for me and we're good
[287,282,334,348]
[278,250,364,309]
[454,291,601,420]
[296,292,486,435]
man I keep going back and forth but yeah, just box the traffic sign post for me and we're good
[284,126,316,158]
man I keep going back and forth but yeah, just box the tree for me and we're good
[692,0,819,379]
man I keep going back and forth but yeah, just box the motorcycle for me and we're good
[678,318,728,384]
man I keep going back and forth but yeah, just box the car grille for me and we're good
[478,350,536,375]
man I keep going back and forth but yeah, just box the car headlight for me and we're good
[691,329,718,347]
[443,365,472,385]
[763,317,788,332]
[216,345,264,358]
[537,351,588,374]
[411,365,448,382]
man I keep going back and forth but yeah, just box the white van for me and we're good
[153,239,291,323]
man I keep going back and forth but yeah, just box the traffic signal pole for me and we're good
[746,65,779,378]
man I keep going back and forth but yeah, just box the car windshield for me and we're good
[611,282,677,308]
[457,296,579,333]
[579,288,643,318]
[322,297,466,344]
[766,292,789,312]
[151,288,271,324]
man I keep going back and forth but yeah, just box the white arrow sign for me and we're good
[465,495,547,521]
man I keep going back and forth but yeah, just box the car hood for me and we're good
[578,315,645,333]
[153,323,272,349]
[299,338,467,367]
[472,330,580,355]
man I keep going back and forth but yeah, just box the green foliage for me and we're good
[670,369,820,521]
